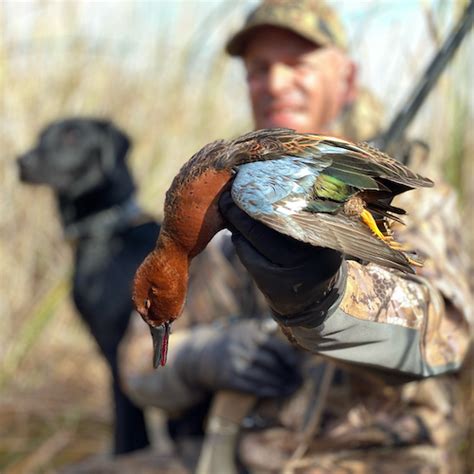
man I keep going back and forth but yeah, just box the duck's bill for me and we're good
[149,322,171,368]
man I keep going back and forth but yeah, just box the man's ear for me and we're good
[344,59,358,104]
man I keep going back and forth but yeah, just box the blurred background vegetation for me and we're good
[0,0,472,472]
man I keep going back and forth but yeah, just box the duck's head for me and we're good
[132,248,189,367]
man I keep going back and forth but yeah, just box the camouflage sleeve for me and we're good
[284,180,472,378]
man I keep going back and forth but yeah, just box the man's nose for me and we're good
[267,63,293,95]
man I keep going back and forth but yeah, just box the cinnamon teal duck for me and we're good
[133,128,433,367]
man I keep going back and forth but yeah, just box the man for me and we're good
[122,1,472,471]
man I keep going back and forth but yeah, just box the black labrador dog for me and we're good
[17,118,160,454]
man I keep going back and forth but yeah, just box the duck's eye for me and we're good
[144,299,151,310]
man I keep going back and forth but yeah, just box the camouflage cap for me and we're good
[226,0,347,56]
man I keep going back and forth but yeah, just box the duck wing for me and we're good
[232,156,414,274]
[301,136,434,191]
[228,130,433,193]
[252,207,414,273]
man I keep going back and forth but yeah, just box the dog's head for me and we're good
[17,118,134,200]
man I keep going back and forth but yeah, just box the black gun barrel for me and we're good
[376,0,474,152]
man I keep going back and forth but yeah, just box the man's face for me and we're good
[243,26,356,134]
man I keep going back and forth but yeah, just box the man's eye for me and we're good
[295,60,315,71]
[296,57,324,72]
[247,64,267,79]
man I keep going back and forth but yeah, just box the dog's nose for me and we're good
[16,151,36,181]
[17,155,28,177]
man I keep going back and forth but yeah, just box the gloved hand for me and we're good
[219,190,344,328]
[175,320,303,398]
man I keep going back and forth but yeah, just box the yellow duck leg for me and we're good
[360,210,408,250]
[360,209,387,241]
[359,209,421,267]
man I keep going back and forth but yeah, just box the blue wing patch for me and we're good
[231,157,329,217]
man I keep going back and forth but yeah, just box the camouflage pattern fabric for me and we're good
[226,0,347,56]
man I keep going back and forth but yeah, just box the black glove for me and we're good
[174,320,303,398]
[219,190,344,328]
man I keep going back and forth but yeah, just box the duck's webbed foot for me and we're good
[359,209,422,267]
[360,210,406,249]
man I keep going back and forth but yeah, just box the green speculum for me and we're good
[314,174,352,201]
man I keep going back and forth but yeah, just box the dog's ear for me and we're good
[98,121,131,173]
[111,125,131,163]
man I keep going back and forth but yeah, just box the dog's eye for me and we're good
[144,299,151,310]
[62,129,81,146]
